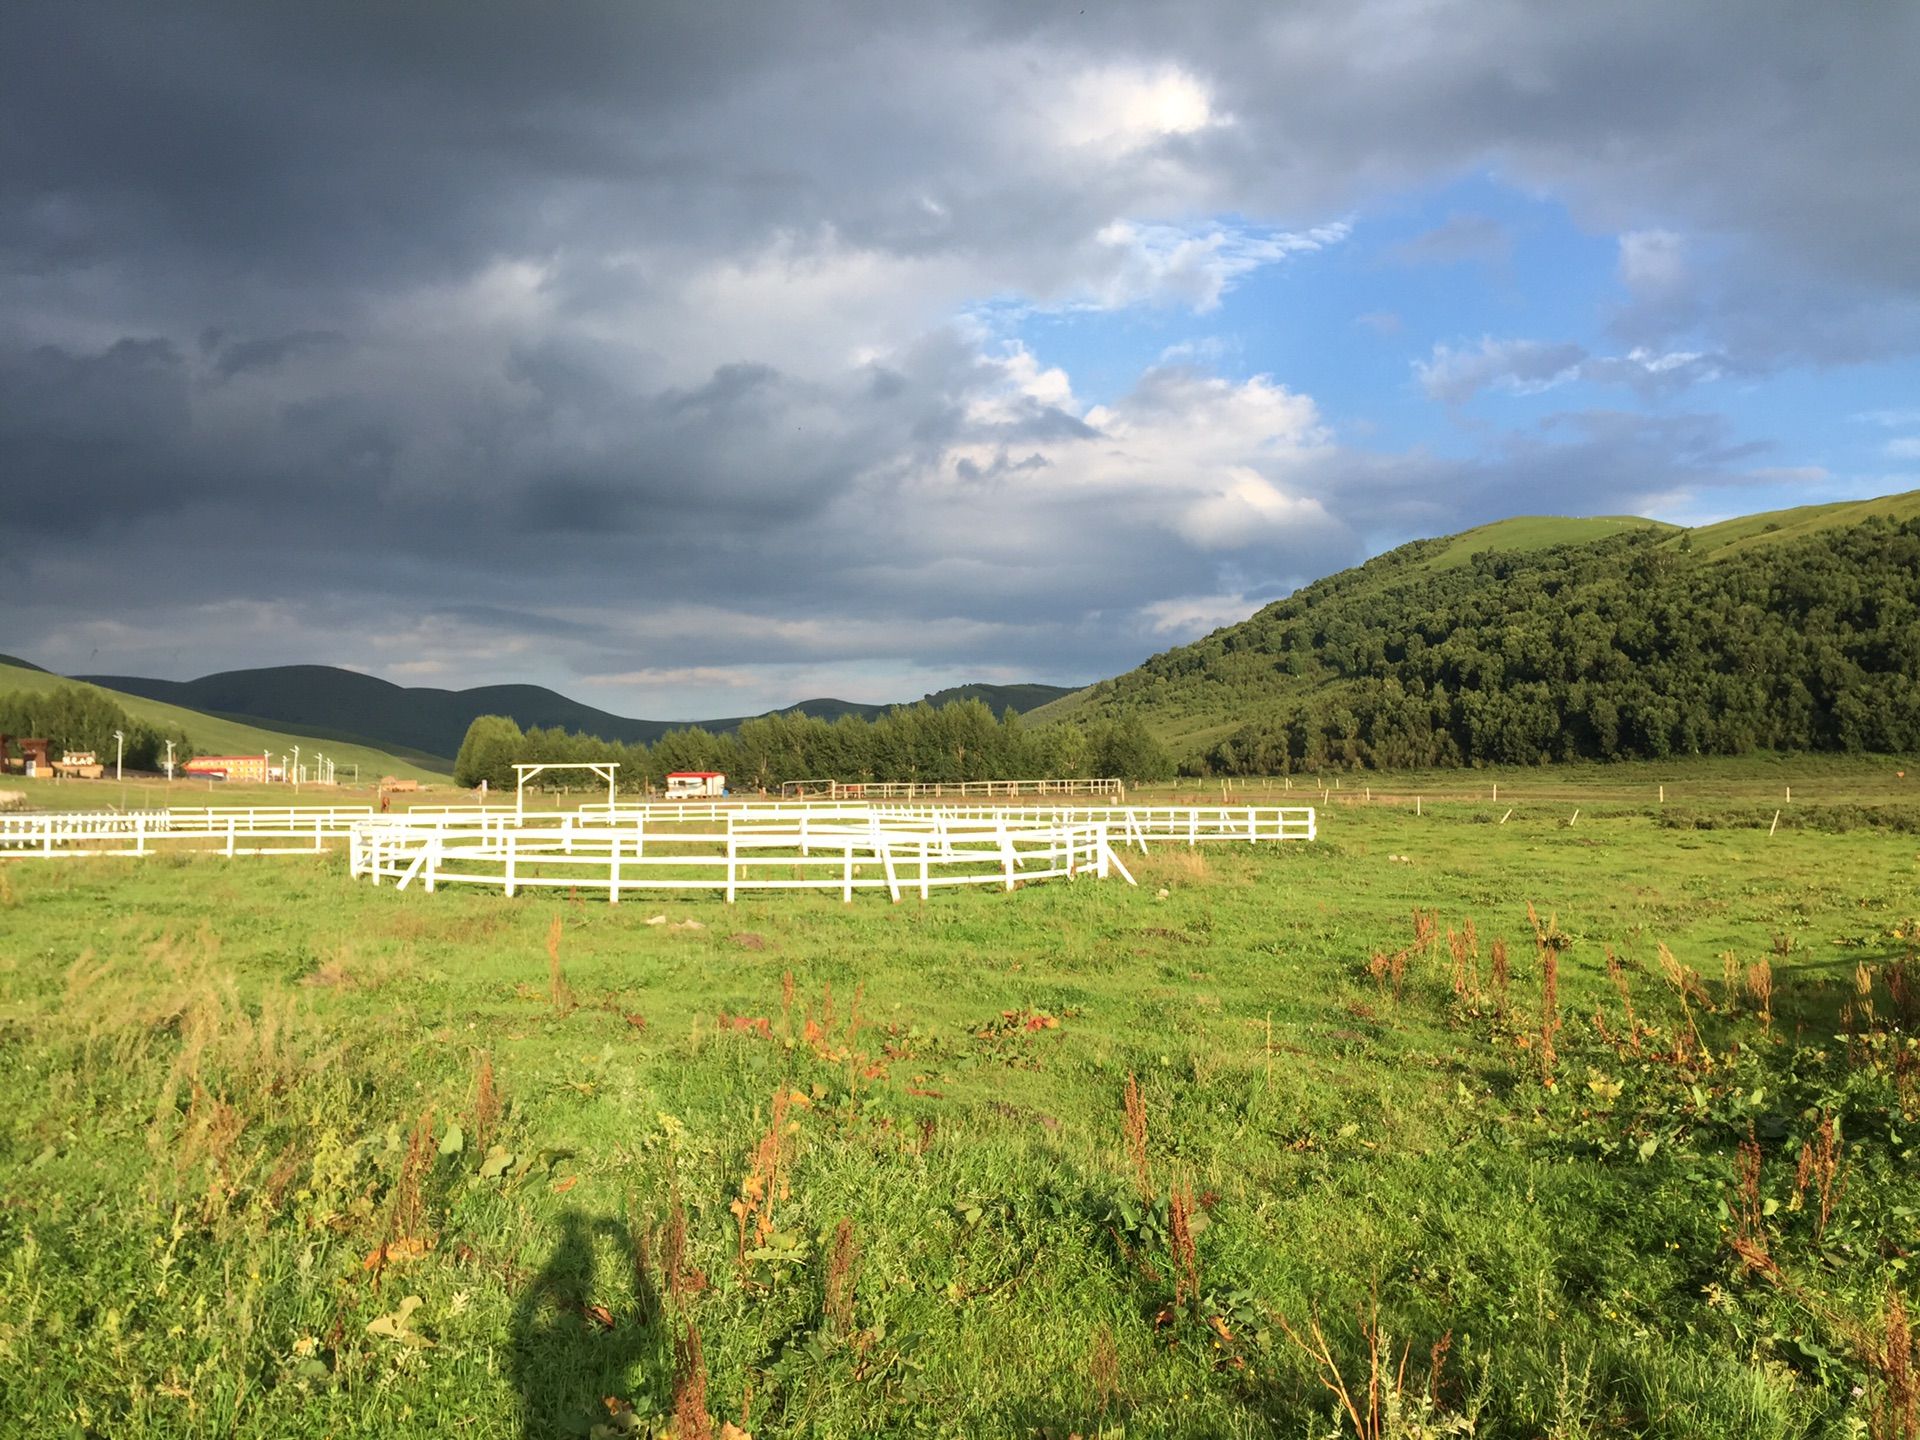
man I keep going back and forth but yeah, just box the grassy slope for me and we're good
[2,762,1916,1435]
[0,661,446,783]
[1415,513,1674,572]
[1677,489,1920,559]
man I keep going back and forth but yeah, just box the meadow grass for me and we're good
[2,763,1918,1437]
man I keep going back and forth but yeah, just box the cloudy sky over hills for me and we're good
[4,1,1917,716]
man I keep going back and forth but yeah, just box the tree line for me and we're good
[452,699,1174,792]
[0,684,196,772]
[1170,516,1920,773]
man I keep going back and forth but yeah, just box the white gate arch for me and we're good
[512,762,618,822]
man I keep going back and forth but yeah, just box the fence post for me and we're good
[876,826,900,903]
[726,829,738,903]
[609,831,621,904]
[919,838,930,900]
[997,818,1016,891]
[842,839,854,903]
[135,814,147,857]
[425,834,439,894]
[226,816,236,858]
[504,833,517,898]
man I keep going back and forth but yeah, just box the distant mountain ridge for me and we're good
[75,665,1075,760]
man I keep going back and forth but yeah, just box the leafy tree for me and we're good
[452,714,524,789]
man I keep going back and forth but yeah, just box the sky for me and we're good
[3,1,1918,719]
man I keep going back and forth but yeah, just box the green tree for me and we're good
[452,714,525,789]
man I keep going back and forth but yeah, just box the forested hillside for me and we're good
[0,683,194,772]
[1054,504,1920,773]
[78,664,1072,760]
[451,701,1173,790]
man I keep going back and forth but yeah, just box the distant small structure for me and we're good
[665,771,727,798]
[54,750,105,779]
[184,754,273,783]
[0,737,53,777]
[380,776,420,793]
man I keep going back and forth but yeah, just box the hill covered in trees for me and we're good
[0,682,195,773]
[77,664,1073,760]
[451,701,1173,791]
[1036,492,1920,773]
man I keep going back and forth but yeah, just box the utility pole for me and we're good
[113,729,124,781]
[163,739,175,781]
[293,745,300,791]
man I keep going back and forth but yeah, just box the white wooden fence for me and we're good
[348,814,1134,903]
[0,806,370,856]
[777,777,1126,799]
[0,801,1315,896]
[574,802,1317,849]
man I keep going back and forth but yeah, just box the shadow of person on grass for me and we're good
[508,1208,662,1438]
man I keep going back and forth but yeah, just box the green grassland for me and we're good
[1372,516,1675,578]
[1678,490,1920,560]
[3,757,1919,1436]
[0,661,447,785]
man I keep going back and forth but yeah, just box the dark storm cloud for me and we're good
[3,0,1916,707]
[208,330,348,379]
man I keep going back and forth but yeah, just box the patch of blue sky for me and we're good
[988,173,1624,442]
[979,169,1915,527]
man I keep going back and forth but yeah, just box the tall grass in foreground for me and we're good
[3,809,1919,1437]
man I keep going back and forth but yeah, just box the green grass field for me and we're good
[3,759,1918,1437]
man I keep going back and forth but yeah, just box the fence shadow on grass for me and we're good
[508,1209,664,1438]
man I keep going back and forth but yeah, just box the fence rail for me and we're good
[777,777,1125,799]
[576,802,1317,847]
[349,816,1134,902]
[0,802,1316,884]
[0,808,358,856]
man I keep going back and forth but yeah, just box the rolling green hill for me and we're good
[77,665,1074,760]
[1679,488,1920,558]
[1032,491,1920,768]
[0,662,446,782]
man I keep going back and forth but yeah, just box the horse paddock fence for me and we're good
[0,801,1315,903]
[349,814,1135,902]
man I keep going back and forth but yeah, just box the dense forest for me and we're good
[451,701,1175,791]
[1076,515,1920,773]
[0,684,195,772]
